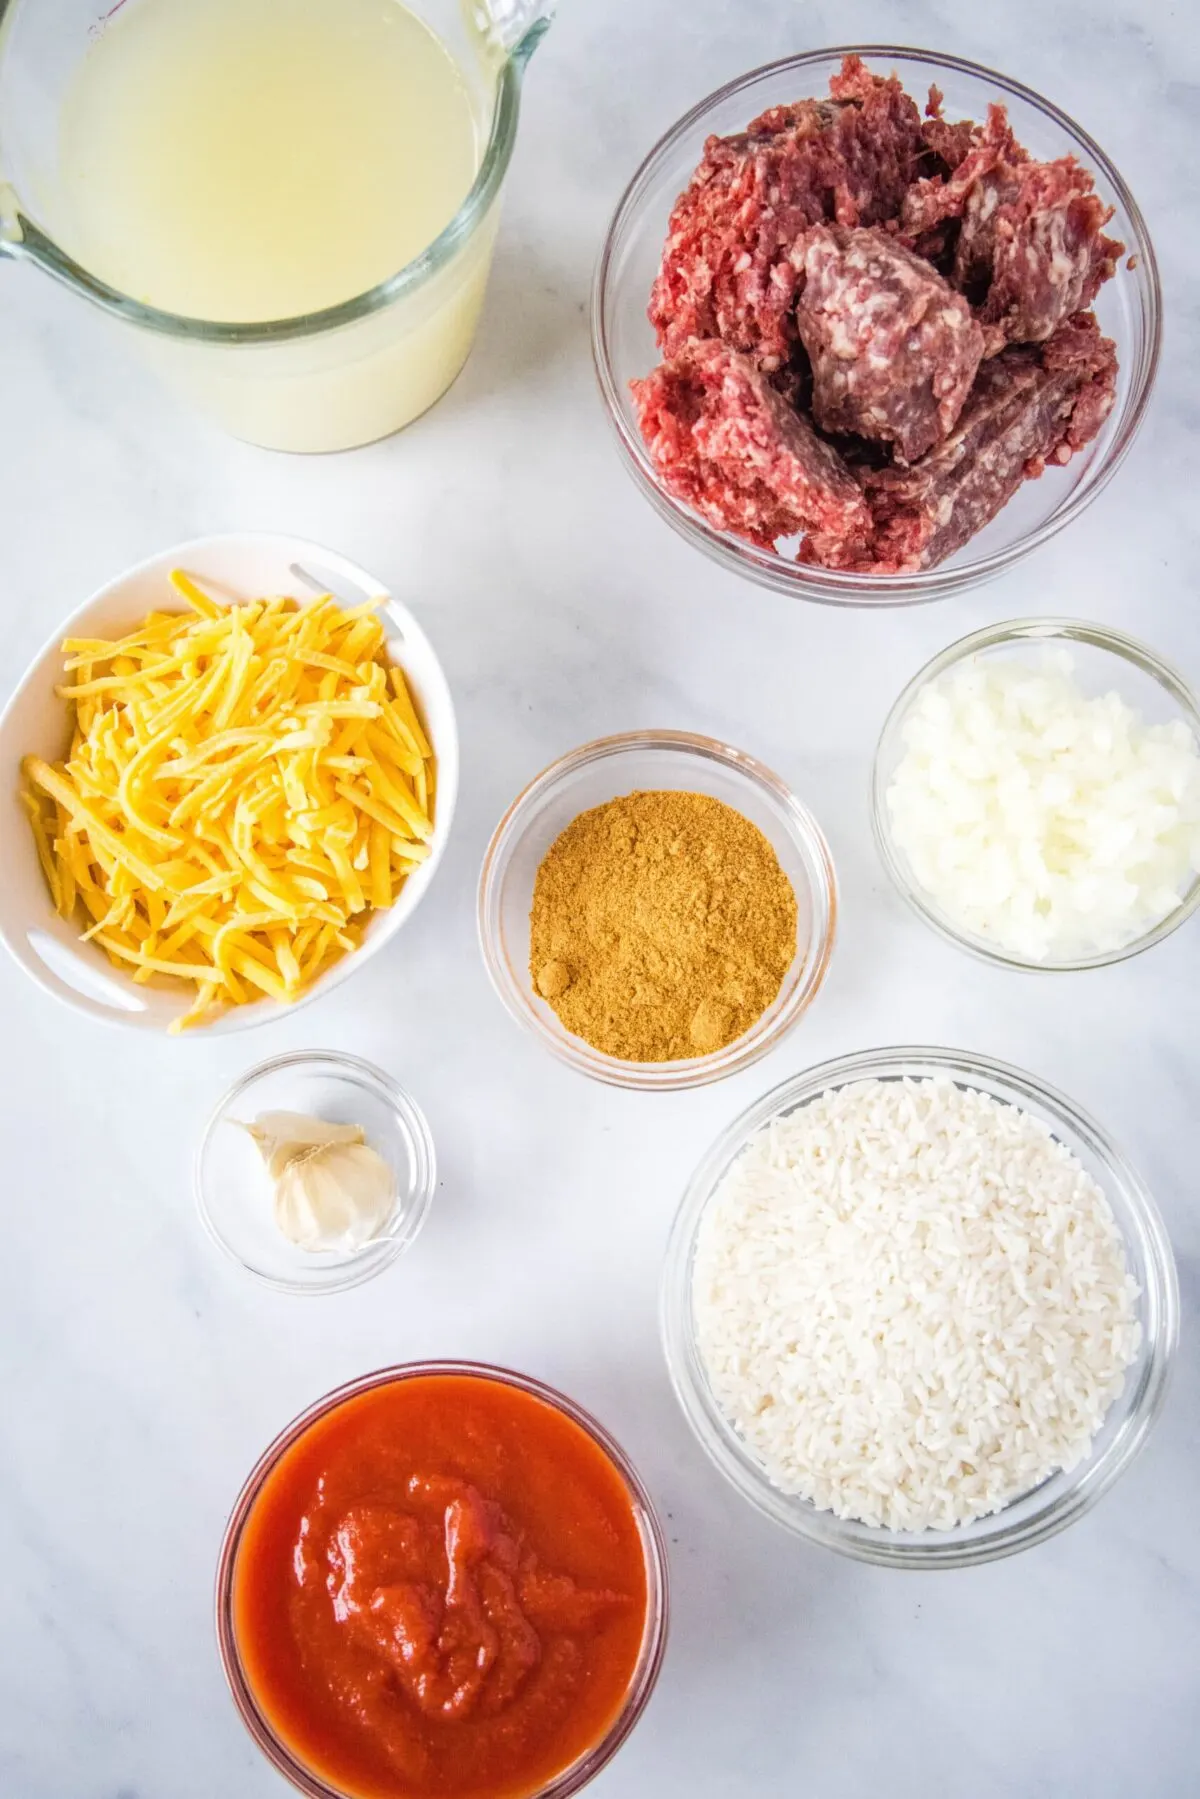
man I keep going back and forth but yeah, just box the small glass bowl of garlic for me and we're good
[195,1051,436,1292]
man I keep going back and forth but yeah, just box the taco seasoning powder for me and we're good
[529,790,797,1061]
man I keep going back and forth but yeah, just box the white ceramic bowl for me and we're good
[0,533,459,1033]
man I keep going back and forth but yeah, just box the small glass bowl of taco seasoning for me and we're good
[477,731,837,1090]
[216,1362,669,1799]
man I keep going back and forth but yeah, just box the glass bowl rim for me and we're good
[476,728,838,1091]
[660,1042,1179,1569]
[0,14,550,343]
[214,1358,671,1799]
[871,616,1200,970]
[193,1048,437,1295]
[590,41,1163,607]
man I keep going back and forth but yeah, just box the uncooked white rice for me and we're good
[692,1077,1142,1531]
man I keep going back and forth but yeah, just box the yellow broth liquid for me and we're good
[56,0,479,322]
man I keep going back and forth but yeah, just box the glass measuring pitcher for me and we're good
[0,0,553,451]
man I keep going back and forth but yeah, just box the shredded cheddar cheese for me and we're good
[22,572,436,1031]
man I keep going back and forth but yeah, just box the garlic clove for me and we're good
[235,1108,396,1252]
[273,1141,397,1253]
[240,1110,365,1181]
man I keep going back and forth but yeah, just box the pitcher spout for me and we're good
[475,0,556,67]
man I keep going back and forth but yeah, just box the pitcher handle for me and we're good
[0,180,22,253]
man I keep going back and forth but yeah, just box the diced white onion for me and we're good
[885,649,1200,961]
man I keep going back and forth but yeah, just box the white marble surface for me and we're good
[2,1,1199,1793]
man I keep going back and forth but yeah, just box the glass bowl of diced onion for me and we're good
[660,1045,1178,1569]
[871,619,1200,970]
[591,46,1161,606]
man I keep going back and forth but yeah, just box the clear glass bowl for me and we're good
[194,1050,435,1294]
[872,619,1200,970]
[477,730,837,1090]
[661,1046,1178,1569]
[215,1361,670,1799]
[592,45,1161,606]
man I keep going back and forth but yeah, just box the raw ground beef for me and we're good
[901,103,1018,240]
[920,85,978,175]
[630,339,871,551]
[807,313,1118,572]
[635,55,1125,573]
[648,56,926,378]
[958,160,1121,347]
[796,225,985,462]
[903,104,1123,349]
[1038,310,1120,457]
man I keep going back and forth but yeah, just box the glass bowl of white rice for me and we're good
[660,1046,1177,1568]
[871,620,1200,970]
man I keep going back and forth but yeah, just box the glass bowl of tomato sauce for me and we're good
[216,1362,670,1799]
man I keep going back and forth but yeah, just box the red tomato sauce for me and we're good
[231,1373,651,1799]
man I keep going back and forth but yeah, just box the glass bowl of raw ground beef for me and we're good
[592,47,1160,605]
